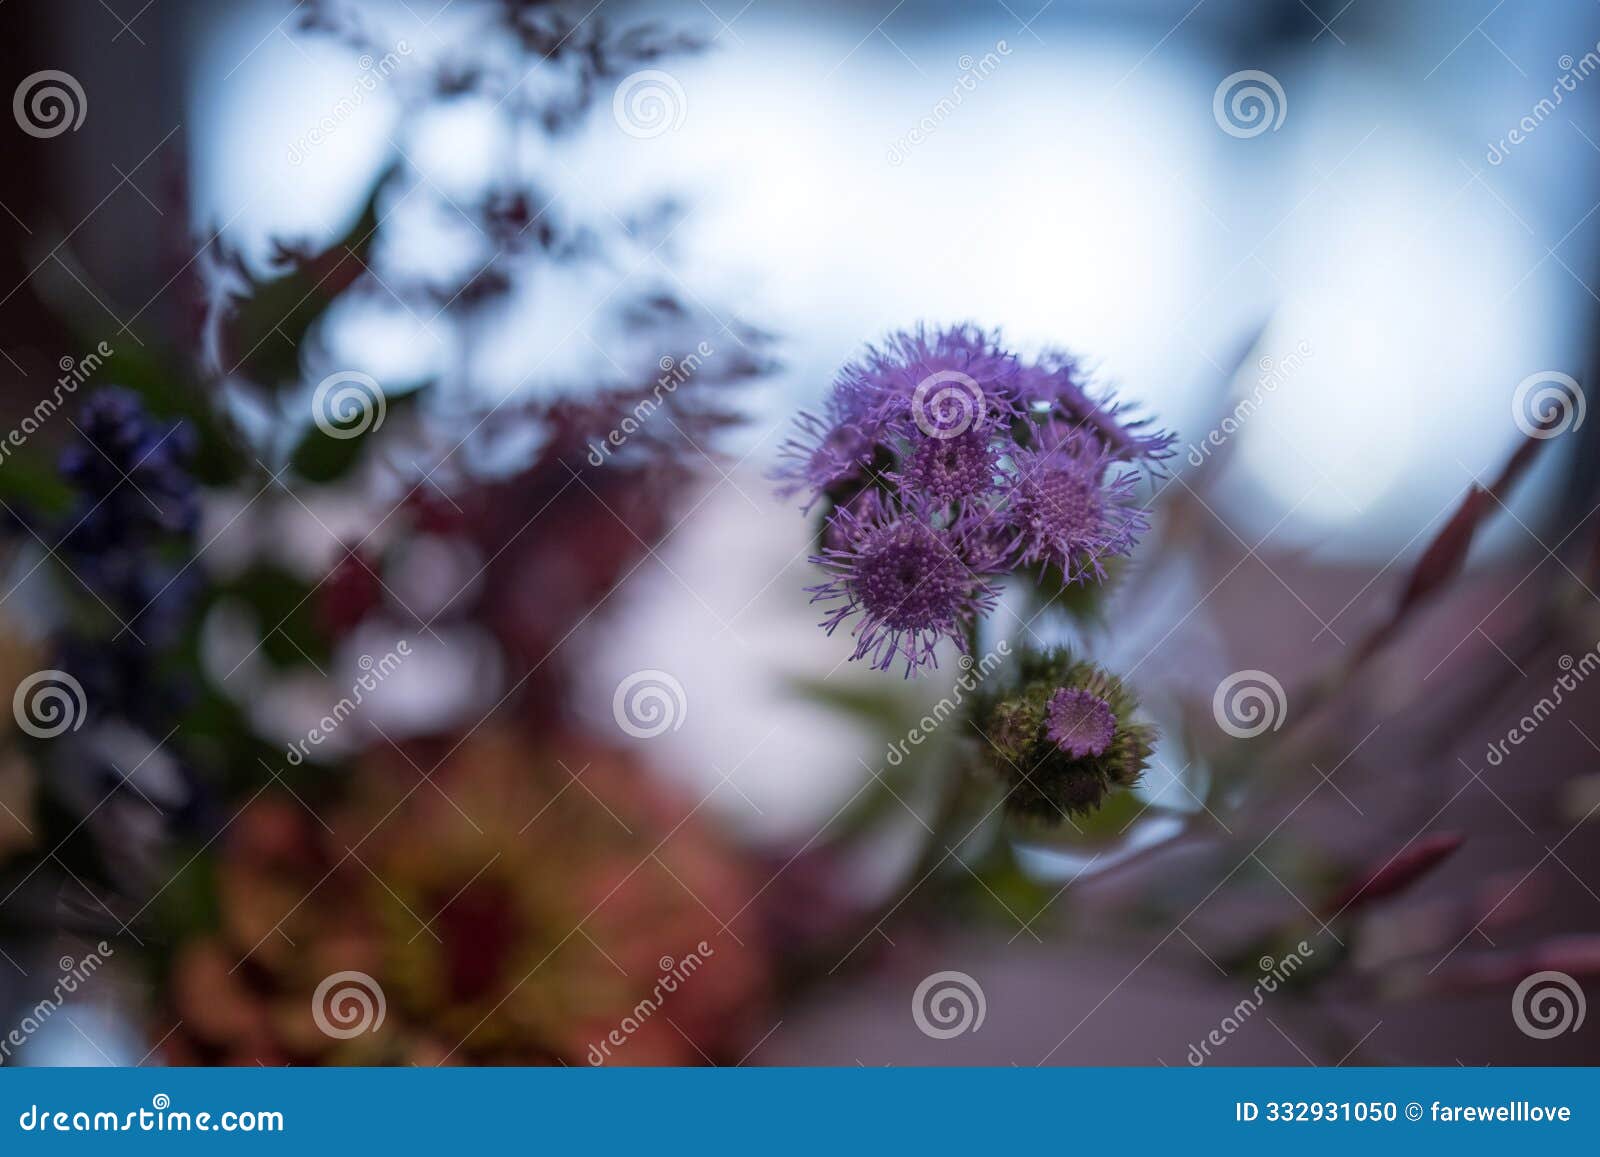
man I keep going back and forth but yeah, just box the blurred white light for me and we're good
[1225,112,1568,552]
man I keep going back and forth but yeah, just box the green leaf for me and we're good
[219,161,398,397]
[287,378,427,483]
[0,452,73,516]
[221,564,329,671]
[1009,784,1147,848]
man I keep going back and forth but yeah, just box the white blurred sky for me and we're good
[188,0,1599,558]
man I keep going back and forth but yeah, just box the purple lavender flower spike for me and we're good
[1001,431,1148,582]
[807,501,1002,677]
[1045,687,1117,758]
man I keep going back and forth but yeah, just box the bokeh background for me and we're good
[2,0,1599,1066]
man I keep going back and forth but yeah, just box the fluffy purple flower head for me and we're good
[781,325,1171,675]
[1001,431,1148,582]
[858,325,1021,439]
[1017,350,1176,465]
[1044,688,1117,758]
[896,429,999,506]
[808,501,1002,677]
[774,387,881,510]
[821,486,890,552]
[774,324,1020,509]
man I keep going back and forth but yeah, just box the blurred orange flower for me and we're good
[162,728,768,1065]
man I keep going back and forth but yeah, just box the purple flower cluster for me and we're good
[56,389,201,727]
[782,325,1172,676]
[60,388,200,561]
